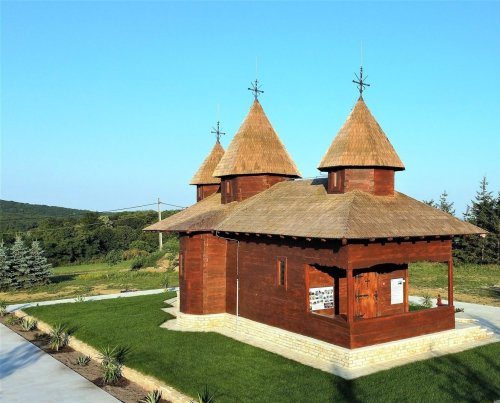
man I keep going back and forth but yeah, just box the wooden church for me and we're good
[145,76,485,349]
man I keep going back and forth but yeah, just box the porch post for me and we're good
[346,267,354,322]
[447,258,454,307]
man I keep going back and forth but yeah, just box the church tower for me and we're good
[213,80,301,203]
[318,68,404,195]
[190,122,225,201]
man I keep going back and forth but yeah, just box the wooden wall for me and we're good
[220,174,291,204]
[327,168,395,195]
[179,233,227,314]
[196,184,220,201]
[223,236,452,348]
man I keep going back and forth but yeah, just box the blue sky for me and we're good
[2,1,499,216]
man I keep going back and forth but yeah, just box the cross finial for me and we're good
[352,66,370,97]
[248,79,264,101]
[211,121,225,143]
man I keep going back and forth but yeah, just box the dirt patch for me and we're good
[0,316,170,403]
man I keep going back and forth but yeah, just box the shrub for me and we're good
[197,385,218,403]
[122,248,148,261]
[48,323,69,351]
[5,315,20,326]
[75,355,91,366]
[98,345,129,385]
[130,240,155,253]
[140,390,162,403]
[0,300,7,316]
[105,250,123,266]
[131,256,147,271]
[20,317,37,331]
[422,294,433,309]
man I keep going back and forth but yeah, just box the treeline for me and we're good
[425,177,499,264]
[1,208,179,266]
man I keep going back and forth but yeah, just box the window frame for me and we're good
[179,253,184,279]
[276,257,288,288]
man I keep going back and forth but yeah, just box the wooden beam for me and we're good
[346,268,354,323]
[404,236,410,241]
[306,238,312,242]
[342,238,348,246]
[280,235,285,239]
[320,238,326,243]
[387,237,393,242]
[369,238,375,242]
[448,258,454,307]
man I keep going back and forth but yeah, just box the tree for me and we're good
[10,235,30,289]
[28,240,52,285]
[458,177,499,264]
[0,241,11,291]
[438,191,455,216]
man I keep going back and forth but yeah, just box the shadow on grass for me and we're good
[50,274,77,284]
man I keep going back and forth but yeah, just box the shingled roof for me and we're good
[318,97,405,171]
[213,100,301,178]
[190,142,225,185]
[145,179,485,239]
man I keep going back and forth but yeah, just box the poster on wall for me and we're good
[309,287,334,311]
[391,278,404,304]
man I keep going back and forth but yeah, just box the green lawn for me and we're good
[409,262,499,306]
[25,293,500,402]
[0,262,178,304]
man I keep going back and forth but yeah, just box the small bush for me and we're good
[122,248,148,260]
[140,390,162,403]
[20,317,37,331]
[422,294,433,309]
[75,355,91,366]
[48,323,69,351]
[0,300,7,316]
[130,240,155,253]
[5,315,20,326]
[98,345,129,385]
[105,250,123,266]
[131,256,147,271]
[197,385,218,403]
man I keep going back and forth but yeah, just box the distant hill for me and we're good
[0,200,91,233]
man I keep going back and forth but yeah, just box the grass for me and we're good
[25,293,500,403]
[0,261,179,304]
[409,262,499,306]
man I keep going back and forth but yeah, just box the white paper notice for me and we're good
[391,278,404,304]
[309,286,334,311]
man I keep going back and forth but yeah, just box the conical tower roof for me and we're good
[213,100,301,178]
[318,97,405,171]
[190,142,225,185]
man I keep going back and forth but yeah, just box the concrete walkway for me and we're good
[0,323,119,403]
[6,288,171,313]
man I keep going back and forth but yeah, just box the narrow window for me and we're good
[197,186,202,201]
[277,258,287,287]
[225,180,231,197]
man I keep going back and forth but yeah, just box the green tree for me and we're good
[28,240,52,285]
[438,190,455,216]
[10,235,30,289]
[0,241,11,290]
[458,177,499,264]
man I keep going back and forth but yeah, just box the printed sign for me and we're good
[309,286,334,311]
[391,278,404,304]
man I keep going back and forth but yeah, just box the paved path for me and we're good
[0,323,119,403]
[6,288,171,313]
[410,296,500,336]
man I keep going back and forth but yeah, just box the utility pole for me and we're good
[157,197,163,250]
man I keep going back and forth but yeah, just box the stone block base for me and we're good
[162,305,495,379]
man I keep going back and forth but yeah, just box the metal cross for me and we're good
[352,66,370,97]
[248,79,264,100]
[211,121,225,143]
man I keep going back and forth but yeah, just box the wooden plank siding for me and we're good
[327,168,395,195]
[196,184,220,201]
[179,233,227,314]
[221,174,291,204]
[180,234,453,348]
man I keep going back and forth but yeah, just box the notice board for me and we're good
[309,286,334,311]
[391,278,404,304]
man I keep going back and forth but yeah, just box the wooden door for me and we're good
[354,272,378,319]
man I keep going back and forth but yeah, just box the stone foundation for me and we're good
[162,299,495,379]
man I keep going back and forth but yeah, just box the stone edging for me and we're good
[14,310,192,403]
